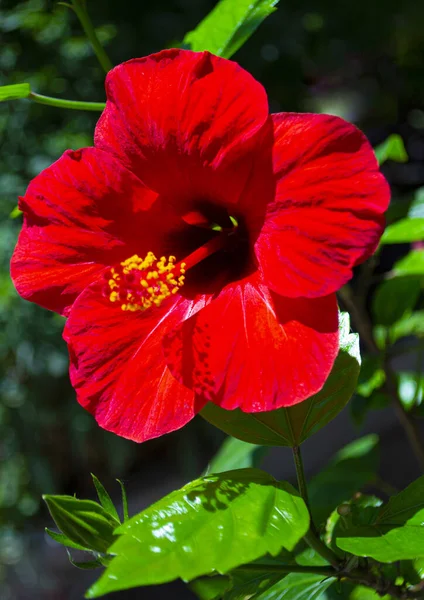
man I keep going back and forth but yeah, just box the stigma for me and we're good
[104,252,186,312]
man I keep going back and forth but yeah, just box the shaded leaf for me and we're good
[91,474,120,522]
[43,494,120,554]
[372,277,421,326]
[374,134,408,166]
[183,0,279,58]
[308,436,379,525]
[254,572,335,600]
[336,475,424,562]
[87,469,309,597]
[66,549,103,570]
[207,437,267,474]
[45,528,91,552]
[117,479,129,522]
[201,313,360,446]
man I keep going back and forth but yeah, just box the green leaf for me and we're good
[356,356,385,398]
[43,494,120,554]
[372,277,421,326]
[87,469,309,597]
[183,0,279,58]
[207,437,267,474]
[325,495,382,550]
[45,528,91,551]
[254,572,335,600]
[398,372,423,412]
[374,134,408,166]
[191,574,233,600]
[91,474,120,522]
[380,218,424,244]
[350,391,390,427]
[408,187,424,219]
[117,479,129,522]
[308,436,379,525]
[9,205,23,219]
[393,250,424,276]
[0,83,31,102]
[201,313,360,446]
[375,310,424,346]
[335,475,424,562]
[66,550,104,570]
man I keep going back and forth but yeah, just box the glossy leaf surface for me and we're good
[201,313,360,446]
[87,469,309,597]
[393,250,424,276]
[336,475,424,561]
[183,0,278,58]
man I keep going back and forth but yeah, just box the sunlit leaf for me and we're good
[0,83,31,102]
[201,313,360,446]
[393,250,424,276]
[374,134,408,165]
[381,218,424,244]
[183,0,279,58]
[87,469,309,597]
[336,475,424,562]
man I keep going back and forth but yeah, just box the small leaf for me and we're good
[91,474,120,522]
[408,187,424,219]
[374,134,408,165]
[374,310,424,346]
[0,83,31,102]
[201,313,360,446]
[372,277,421,326]
[336,475,424,562]
[117,479,129,522]
[190,574,233,600]
[380,217,424,244]
[183,0,278,58]
[87,469,309,597]
[43,495,120,554]
[9,206,22,218]
[45,528,91,551]
[398,372,423,412]
[308,435,379,525]
[66,550,103,570]
[393,250,424,276]
[207,437,267,474]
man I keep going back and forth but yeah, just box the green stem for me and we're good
[71,0,113,73]
[235,563,336,577]
[292,446,342,569]
[29,92,105,111]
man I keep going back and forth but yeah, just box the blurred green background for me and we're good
[1,0,424,598]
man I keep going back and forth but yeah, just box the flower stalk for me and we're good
[69,0,114,73]
[29,92,105,111]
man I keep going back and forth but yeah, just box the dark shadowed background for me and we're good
[1,0,424,598]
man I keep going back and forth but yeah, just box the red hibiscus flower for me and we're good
[11,49,390,442]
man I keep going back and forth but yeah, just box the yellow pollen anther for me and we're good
[104,252,186,312]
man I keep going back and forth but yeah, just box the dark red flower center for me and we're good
[103,207,250,311]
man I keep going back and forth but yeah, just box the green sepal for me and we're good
[43,494,120,554]
[91,474,120,522]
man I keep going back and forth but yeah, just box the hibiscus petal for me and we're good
[254,113,390,298]
[163,276,339,412]
[94,49,270,203]
[64,285,208,442]
[11,147,157,315]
